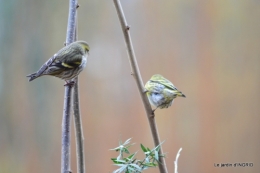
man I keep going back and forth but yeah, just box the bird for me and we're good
[145,74,185,112]
[26,40,89,85]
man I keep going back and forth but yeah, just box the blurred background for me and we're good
[1,0,260,173]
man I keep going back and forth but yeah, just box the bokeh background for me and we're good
[1,0,260,173]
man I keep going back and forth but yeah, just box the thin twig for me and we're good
[73,7,86,173]
[66,0,77,46]
[174,148,182,173]
[73,77,85,173]
[61,0,78,173]
[113,0,168,173]
[73,31,86,173]
[61,86,73,173]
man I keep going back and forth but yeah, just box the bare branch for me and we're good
[113,0,168,173]
[66,0,78,45]
[73,76,86,173]
[61,0,78,173]
[174,148,182,173]
[72,6,85,173]
[62,85,73,173]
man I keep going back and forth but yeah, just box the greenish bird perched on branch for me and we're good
[145,74,186,112]
[26,41,89,85]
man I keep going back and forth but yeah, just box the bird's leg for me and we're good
[64,80,75,87]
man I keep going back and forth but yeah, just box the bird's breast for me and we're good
[148,92,165,107]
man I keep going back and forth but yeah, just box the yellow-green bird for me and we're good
[145,74,185,111]
[26,41,89,84]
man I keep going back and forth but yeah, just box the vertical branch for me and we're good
[61,86,73,173]
[61,0,78,173]
[73,9,86,173]
[66,0,77,45]
[73,77,86,173]
[113,0,168,173]
[174,148,182,173]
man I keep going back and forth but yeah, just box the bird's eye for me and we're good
[154,92,159,95]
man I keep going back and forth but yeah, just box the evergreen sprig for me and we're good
[111,138,165,173]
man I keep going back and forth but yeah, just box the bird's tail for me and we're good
[26,73,39,82]
[175,90,186,98]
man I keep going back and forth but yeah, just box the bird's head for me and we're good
[150,74,164,81]
[77,41,90,53]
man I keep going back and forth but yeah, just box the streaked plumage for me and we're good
[26,41,89,82]
[145,74,185,110]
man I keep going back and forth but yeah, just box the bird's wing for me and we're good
[33,55,58,77]
[54,46,83,69]
[61,54,83,68]
[145,80,165,93]
[151,78,177,91]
